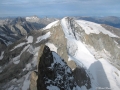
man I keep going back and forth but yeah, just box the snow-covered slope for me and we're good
[43,20,59,30]
[76,20,118,37]
[61,17,120,90]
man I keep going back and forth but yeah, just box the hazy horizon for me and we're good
[0,15,120,19]
[0,0,120,17]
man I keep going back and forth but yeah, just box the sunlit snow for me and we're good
[46,42,57,52]
[43,20,59,30]
[36,32,51,43]
[0,51,4,60]
[11,42,26,51]
[27,36,33,43]
[76,20,118,38]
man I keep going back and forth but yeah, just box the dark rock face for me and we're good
[37,45,77,90]
[37,45,54,90]
[73,67,91,89]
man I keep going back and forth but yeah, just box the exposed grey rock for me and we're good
[37,45,78,90]
[73,67,91,89]
[83,33,120,67]
[48,21,77,70]
[101,24,120,37]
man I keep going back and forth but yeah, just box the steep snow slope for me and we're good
[43,20,59,30]
[61,17,120,90]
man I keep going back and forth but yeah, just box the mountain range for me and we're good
[0,16,57,51]
[0,16,120,90]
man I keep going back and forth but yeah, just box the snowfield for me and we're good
[46,43,57,53]
[0,51,4,60]
[47,85,60,90]
[27,36,33,43]
[61,17,120,90]
[43,20,59,30]
[36,32,51,43]
[11,42,26,51]
[76,20,118,38]
[21,72,31,90]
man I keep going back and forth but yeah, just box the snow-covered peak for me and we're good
[26,16,40,21]
[76,20,118,37]
[61,17,75,39]
[26,16,39,20]
[60,17,120,90]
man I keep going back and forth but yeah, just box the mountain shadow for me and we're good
[89,60,110,90]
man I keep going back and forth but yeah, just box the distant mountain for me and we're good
[26,15,58,24]
[26,15,40,22]
[0,16,57,50]
[75,16,120,28]
[26,16,59,29]
[0,17,120,90]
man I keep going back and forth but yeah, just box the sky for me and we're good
[0,0,120,17]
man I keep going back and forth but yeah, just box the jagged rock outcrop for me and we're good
[37,45,78,90]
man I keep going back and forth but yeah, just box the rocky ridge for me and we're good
[37,45,78,90]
